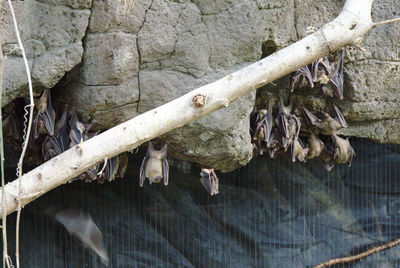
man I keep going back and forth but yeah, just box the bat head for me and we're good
[148,142,167,159]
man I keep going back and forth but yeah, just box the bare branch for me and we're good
[0,0,375,218]
[314,237,400,267]
[373,17,400,27]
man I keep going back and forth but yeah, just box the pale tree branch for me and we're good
[0,0,377,218]
[373,17,400,27]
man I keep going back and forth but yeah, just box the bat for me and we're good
[42,111,70,161]
[331,134,355,166]
[281,114,301,151]
[291,138,309,163]
[250,102,274,155]
[326,50,345,99]
[289,65,314,92]
[200,168,219,196]
[98,156,120,183]
[55,209,109,265]
[275,97,293,139]
[69,111,92,147]
[302,104,347,135]
[33,89,56,138]
[305,131,324,159]
[311,56,330,83]
[139,142,169,187]
[319,145,335,171]
[116,153,129,179]
[311,50,345,99]
[267,128,282,159]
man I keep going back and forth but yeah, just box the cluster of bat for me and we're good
[140,142,219,196]
[4,90,219,195]
[3,89,128,183]
[251,50,355,171]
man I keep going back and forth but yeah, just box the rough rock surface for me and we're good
[58,0,262,172]
[2,0,400,171]
[0,0,91,104]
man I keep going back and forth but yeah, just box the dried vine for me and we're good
[314,238,400,268]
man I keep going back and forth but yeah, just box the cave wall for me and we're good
[1,0,399,171]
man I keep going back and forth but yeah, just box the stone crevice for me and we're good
[136,0,155,113]
[293,0,300,40]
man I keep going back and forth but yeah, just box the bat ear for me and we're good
[39,89,50,110]
[149,141,154,151]
[161,143,168,155]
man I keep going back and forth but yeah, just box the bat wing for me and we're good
[159,143,169,186]
[33,112,41,139]
[104,156,119,182]
[290,141,296,162]
[139,144,151,187]
[200,172,212,195]
[289,70,301,92]
[293,115,301,139]
[43,92,56,136]
[139,156,147,187]
[330,50,344,99]
[116,153,129,179]
[56,111,70,152]
[55,209,109,265]
[333,104,348,128]
[302,66,314,88]
[210,170,219,195]
[163,159,169,186]
[302,107,320,127]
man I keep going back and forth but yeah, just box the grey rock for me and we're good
[81,32,139,85]
[1,0,90,105]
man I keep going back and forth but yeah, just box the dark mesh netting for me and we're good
[2,138,400,267]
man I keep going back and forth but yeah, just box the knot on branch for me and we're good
[192,94,205,108]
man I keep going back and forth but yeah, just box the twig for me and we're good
[314,237,400,268]
[7,0,35,267]
[373,17,400,27]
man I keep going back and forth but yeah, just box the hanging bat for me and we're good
[281,114,301,151]
[331,134,355,166]
[291,138,309,163]
[289,65,314,92]
[33,89,56,138]
[267,128,282,159]
[305,131,324,159]
[98,156,120,183]
[42,111,70,161]
[139,142,169,187]
[325,50,345,99]
[200,168,219,196]
[319,145,335,171]
[250,102,274,155]
[275,97,293,139]
[311,57,330,83]
[116,153,129,179]
[311,50,345,99]
[69,111,91,147]
[55,209,109,265]
[302,104,347,135]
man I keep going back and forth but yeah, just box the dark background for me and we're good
[2,138,400,267]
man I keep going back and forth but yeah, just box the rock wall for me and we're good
[1,0,400,171]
